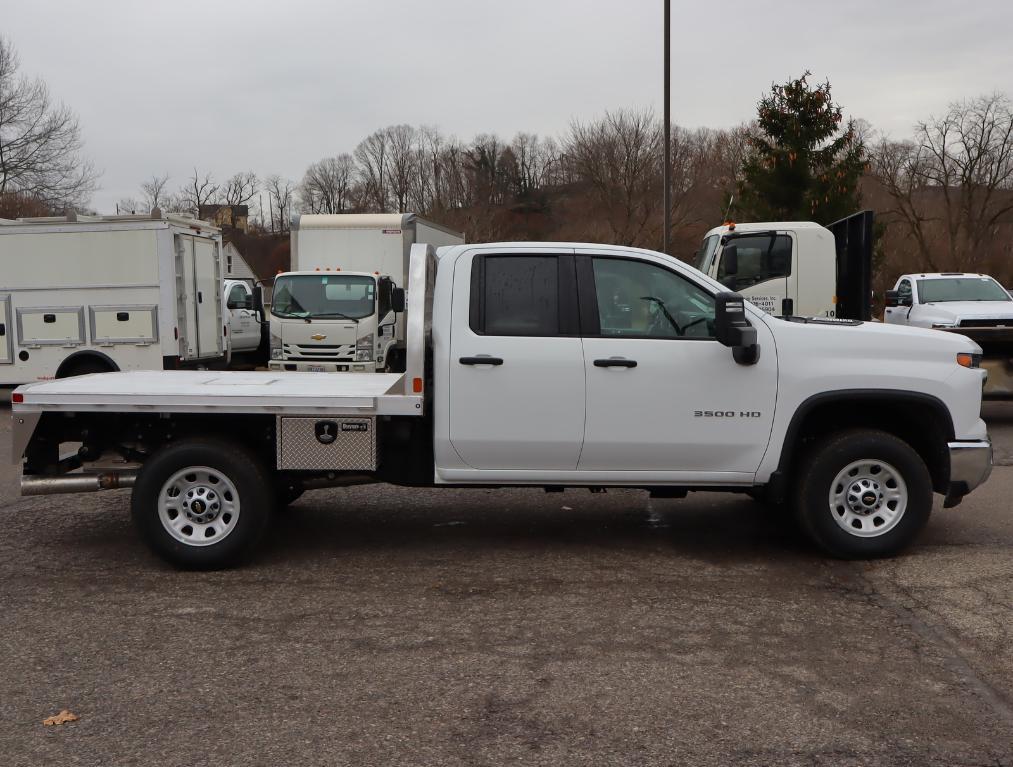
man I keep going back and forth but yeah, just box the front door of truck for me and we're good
[576,251,777,473]
[448,249,586,470]
[717,232,794,316]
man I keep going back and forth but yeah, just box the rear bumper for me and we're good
[945,439,993,506]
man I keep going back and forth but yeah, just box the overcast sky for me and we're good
[6,0,1012,213]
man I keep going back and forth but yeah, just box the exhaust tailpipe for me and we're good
[21,472,138,496]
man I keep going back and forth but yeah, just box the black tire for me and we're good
[794,429,932,559]
[59,359,113,378]
[130,438,272,569]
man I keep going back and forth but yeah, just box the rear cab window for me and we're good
[469,255,578,336]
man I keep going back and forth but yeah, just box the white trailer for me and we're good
[270,213,463,373]
[0,211,227,385]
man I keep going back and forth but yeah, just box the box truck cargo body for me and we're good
[270,213,463,373]
[0,212,227,385]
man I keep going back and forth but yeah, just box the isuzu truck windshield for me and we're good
[272,274,376,320]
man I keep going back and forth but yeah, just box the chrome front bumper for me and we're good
[946,439,993,505]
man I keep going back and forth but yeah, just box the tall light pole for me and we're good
[663,0,671,255]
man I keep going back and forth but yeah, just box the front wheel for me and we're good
[131,438,272,569]
[794,429,933,559]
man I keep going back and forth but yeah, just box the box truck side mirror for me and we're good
[391,287,406,313]
[721,245,738,276]
[714,292,759,365]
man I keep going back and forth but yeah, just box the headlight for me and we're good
[355,349,371,362]
[356,333,374,350]
[270,333,283,359]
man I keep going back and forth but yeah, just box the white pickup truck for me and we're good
[11,242,992,568]
[885,272,1013,398]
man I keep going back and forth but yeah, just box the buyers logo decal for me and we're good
[315,421,338,444]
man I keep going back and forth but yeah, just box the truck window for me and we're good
[226,284,248,309]
[897,279,912,304]
[272,274,376,320]
[590,258,715,339]
[916,277,1011,303]
[694,235,719,272]
[470,255,560,336]
[718,234,791,290]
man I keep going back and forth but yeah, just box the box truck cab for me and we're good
[694,211,874,320]
[269,269,403,372]
[269,214,463,373]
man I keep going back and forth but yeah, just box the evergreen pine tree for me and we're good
[737,72,866,224]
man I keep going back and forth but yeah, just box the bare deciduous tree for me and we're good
[564,109,663,246]
[354,129,390,211]
[221,171,258,207]
[0,37,96,208]
[300,155,356,213]
[265,174,294,233]
[140,173,169,212]
[872,93,1013,271]
[178,169,218,218]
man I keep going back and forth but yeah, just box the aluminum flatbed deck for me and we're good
[13,370,422,416]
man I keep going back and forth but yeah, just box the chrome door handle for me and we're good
[459,356,504,366]
[594,358,637,368]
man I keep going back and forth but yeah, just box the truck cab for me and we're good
[885,272,1013,398]
[268,270,403,373]
[694,211,873,320]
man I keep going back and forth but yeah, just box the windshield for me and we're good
[694,235,719,272]
[916,277,1011,303]
[271,274,376,319]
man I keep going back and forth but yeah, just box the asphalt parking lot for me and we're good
[1,402,1012,766]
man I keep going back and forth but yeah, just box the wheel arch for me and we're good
[55,350,119,378]
[772,390,954,498]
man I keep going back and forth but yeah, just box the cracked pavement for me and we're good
[0,402,1011,765]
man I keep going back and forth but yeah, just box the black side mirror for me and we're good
[721,245,739,276]
[884,290,899,308]
[391,287,406,313]
[253,285,265,314]
[714,292,759,365]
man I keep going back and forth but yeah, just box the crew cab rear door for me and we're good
[448,248,585,470]
[575,249,778,474]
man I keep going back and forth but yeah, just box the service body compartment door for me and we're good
[0,295,11,364]
[89,305,158,345]
[448,249,585,470]
[194,238,223,358]
[175,235,223,359]
[16,307,85,347]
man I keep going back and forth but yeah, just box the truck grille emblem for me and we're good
[310,334,327,341]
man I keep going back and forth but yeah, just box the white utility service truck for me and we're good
[0,211,228,385]
[11,240,991,569]
[694,210,873,320]
[885,272,1013,398]
[270,213,464,373]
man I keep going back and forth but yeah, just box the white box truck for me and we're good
[0,211,227,385]
[269,213,463,373]
[11,241,992,569]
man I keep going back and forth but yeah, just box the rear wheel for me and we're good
[794,429,932,559]
[131,439,272,569]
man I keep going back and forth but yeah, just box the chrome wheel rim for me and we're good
[157,466,240,547]
[828,459,907,538]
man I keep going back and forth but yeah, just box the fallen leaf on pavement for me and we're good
[43,710,79,726]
